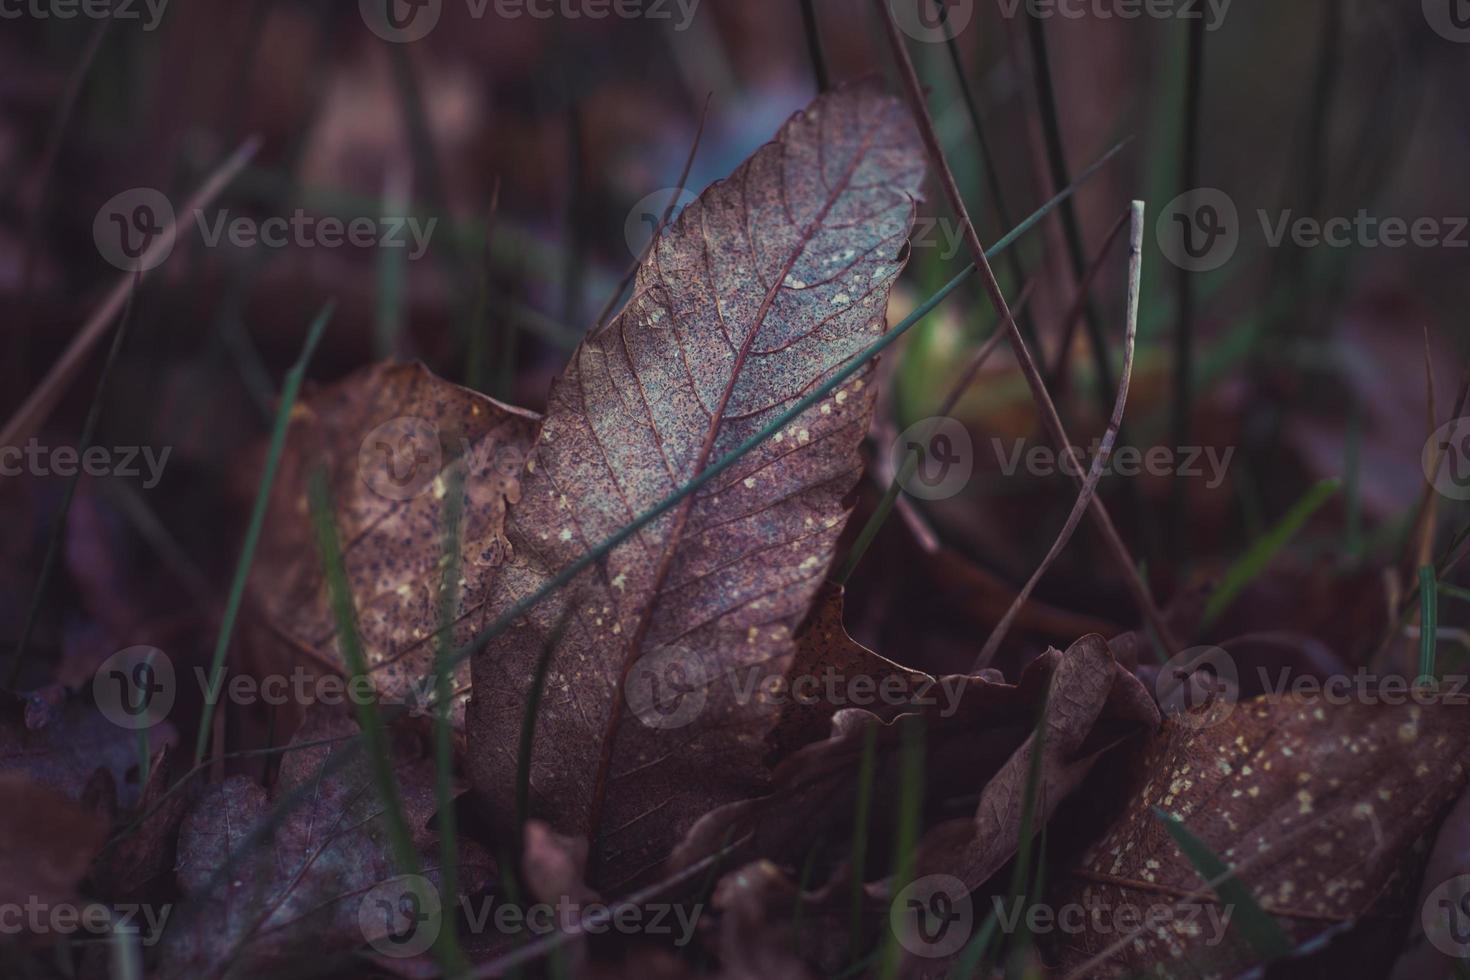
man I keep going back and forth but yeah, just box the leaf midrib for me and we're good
[585,108,891,868]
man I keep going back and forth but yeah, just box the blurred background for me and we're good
[2,0,1468,690]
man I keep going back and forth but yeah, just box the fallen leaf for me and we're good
[0,690,174,811]
[467,79,924,891]
[91,744,193,902]
[908,635,1160,895]
[673,637,1157,896]
[158,709,492,978]
[1389,778,1470,979]
[1045,694,1470,978]
[765,582,933,764]
[0,773,108,926]
[713,859,823,979]
[249,361,539,727]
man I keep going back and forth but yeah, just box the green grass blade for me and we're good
[950,676,1053,979]
[1154,808,1291,960]
[948,911,1001,980]
[1437,580,1470,606]
[1419,564,1439,682]
[194,301,334,764]
[876,715,925,980]
[793,839,823,956]
[109,917,143,980]
[449,140,1129,672]
[375,172,408,359]
[310,467,467,975]
[1202,478,1340,628]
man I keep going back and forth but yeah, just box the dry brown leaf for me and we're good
[1046,694,1470,978]
[0,773,108,928]
[673,636,1157,896]
[158,709,492,978]
[712,860,823,979]
[249,361,539,727]
[764,582,934,764]
[466,79,924,891]
[909,635,1160,896]
[91,743,192,902]
[0,689,175,812]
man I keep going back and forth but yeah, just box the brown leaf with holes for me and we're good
[466,79,924,892]
[157,709,493,979]
[1045,695,1470,979]
[249,361,539,728]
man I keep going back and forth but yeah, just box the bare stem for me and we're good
[873,2,1179,655]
